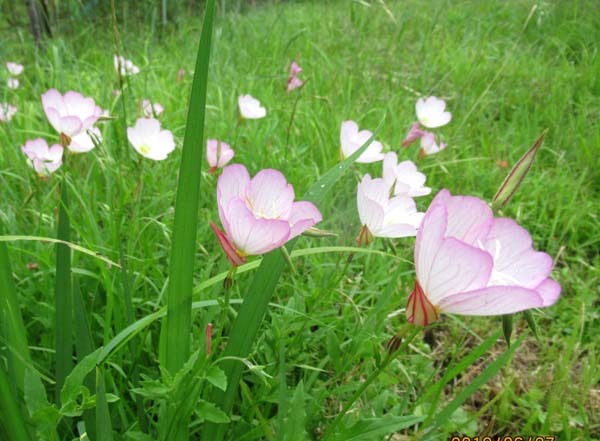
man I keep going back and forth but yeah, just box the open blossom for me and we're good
[6,62,23,76]
[69,127,102,153]
[356,174,424,245]
[206,139,234,173]
[127,118,175,161]
[114,55,140,76]
[340,120,384,163]
[406,189,561,326]
[286,61,304,93]
[238,94,266,119]
[7,78,19,89]
[0,102,17,122]
[382,152,431,198]
[142,99,164,118]
[416,96,451,128]
[21,138,63,176]
[41,89,103,143]
[211,164,322,266]
[420,132,446,156]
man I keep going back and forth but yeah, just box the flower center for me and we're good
[139,144,151,155]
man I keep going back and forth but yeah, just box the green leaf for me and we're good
[283,381,307,441]
[95,366,114,441]
[202,119,385,441]
[492,130,547,209]
[330,415,424,441]
[162,0,216,376]
[0,364,33,441]
[523,310,540,340]
[502,314,513,347]
[196,400,230,424]
[205,365,227,392]
[60,348,101,410]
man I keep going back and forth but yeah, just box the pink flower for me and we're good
[177,69,185,82]
[416,96,451,128]
[406,189,561,326]
[127,118,175,161]
[206,139,234,173]
[0,102,17,122]
[21,138,63,176]
[356,174,424,245]
[238,95,266,119]
[6,62,23,76]
[212,164,322,266]
[142,99,164,118]
[69,127,102,153]
[41,89,103,143]
[286,61,304,93]
[382,152,431,198]
[419,132,446,156]
[114,55,140,76]
[340,120,384,163]
[401,122,426,148]
[7,78,19,89]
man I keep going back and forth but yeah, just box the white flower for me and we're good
[0,102,17,122]
[6,62,23,76]
[416,96,451,128]
[420,132,447,156]
[340,120,384,163]
[114,55,140,76]
[238,94,266,119]
[21,138,63,176]
[142,99,164,118]
[382,152,431,198]
[127,118,175,161]
[7,78,19,89]
[69,127,103,153]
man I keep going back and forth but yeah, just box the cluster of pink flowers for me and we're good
[1,61,23,123]
[402,96,451,156]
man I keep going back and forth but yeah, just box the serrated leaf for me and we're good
[206,365,227,392]
[196,400,230,424]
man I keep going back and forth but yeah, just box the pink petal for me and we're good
[432,189,493,246]
[287,201,322,239]
[225,199,290,255]
[247,169,295,219]
[535,278,561,307]
[217,164,251,231]
[402,122,425,147]
[41,89,63,113]
[59,116,83,137]
[438,285,545,315]
[43,107,62,134]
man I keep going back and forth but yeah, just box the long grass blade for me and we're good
[202,121,384,440]
[0,225,32,393]
[55,178,72,403]
[162,0,216,375]
[95,366,114,441]
[0,364,33,441]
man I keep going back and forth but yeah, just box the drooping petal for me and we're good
[287,201,322,239]
[438,285,545,315]
[226,199,290,255]
[247,169,295,219]
[402,122,425,147]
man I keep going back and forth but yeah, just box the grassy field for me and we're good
[1,0,599,439]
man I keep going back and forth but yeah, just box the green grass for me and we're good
[1,0,599,439]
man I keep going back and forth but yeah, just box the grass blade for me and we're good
[0,364,33,441]
[0,224,32,393]
[202,121,384,440]
[55,178,72,404]
[95,366,114,441]
[162,0,216,375]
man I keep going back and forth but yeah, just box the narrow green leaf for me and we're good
[502,315,513,347]
[60,348,102,408]
[330,415,424,441]
[202,120,384,441]
[423,334,524,437]
[282,381,307,441]
[55,179,73,403]
[162,0,216,376]
[0,224,32,393]
[492,130,547,209]
[95,367,114,441]
[24,368,59,441]
[0,364,33,441]
[523,310,540,340]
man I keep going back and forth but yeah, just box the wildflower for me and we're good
[6,62,23,76]
[114,55,140,76]
[142,99,164,118]
[7,78,19,89]
[177,69,185,82]
[356,174,424,245]
[41,89,103,146]
[127,118,175,160]
[69,127,102,153]
[286,61,304,93]
[416,96,451,128]
[340,120,384,163]
[21,138,63,176]
[382,152,431,198]
[211,164,322,266]
[206,139,234,173]
[419,132,446,156]
[406,189,561,326]
[401,122,426,148]
[238,94,266,119]
[0,102,17,122]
